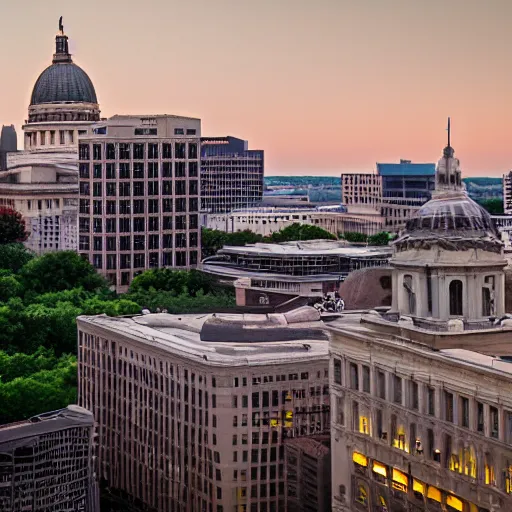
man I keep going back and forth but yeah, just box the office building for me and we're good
[284,435,331,512]
[205,206,384,238]
[503,171,512,215]
[0,405,98,512]
[0,125,17,171]
[327,135,512,512]
[0,20,100,253]
[77,114,201,291]
[341,160,436,232]
[77,306,330,512]
[201,239,391,308]
[201,136,264,213]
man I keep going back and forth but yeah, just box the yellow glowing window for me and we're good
[359,415,369,434]
[413,479,425,496]
[485,464,495,485]
[285,392,292,401]
[446,495,463,511]
[427,486,441,502]
[392,469,408,487]
[352,452,368,467]
[285,411,293,420]
[372,461,387,478]
[469,504,479,512]
[378,495,387,507]
[270,419,279,427]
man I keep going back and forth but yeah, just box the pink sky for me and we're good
[0,0,511,176]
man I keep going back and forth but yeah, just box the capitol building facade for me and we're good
[0,21,100,254]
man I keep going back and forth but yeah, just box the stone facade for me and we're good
[77,308,330,512]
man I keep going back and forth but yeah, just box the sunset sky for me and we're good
[0,0,511,176]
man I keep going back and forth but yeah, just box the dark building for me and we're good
[0,406,98,512]
[377,159,435,203]
[285,435,331,512]
[0,125,17,171]
[201,136,264,213]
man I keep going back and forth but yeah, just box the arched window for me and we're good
[484,453,495,485]
[355,482,369,507]
[449,280,463,316]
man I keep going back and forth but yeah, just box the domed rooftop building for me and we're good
[22,19,100,152]
[390,120,507,323]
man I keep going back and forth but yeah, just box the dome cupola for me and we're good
[26,18,100,125]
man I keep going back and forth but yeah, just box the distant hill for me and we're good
[463,177,502,200]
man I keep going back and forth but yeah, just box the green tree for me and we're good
[477,198,504,215]
[0,207,28,245]
[367,231,392,246]
[0,271,23,302]
[20,251,107,295]
[129,268,216,296]
[269,223,336,243]
[340,231,368,243]
[0,243,34,273]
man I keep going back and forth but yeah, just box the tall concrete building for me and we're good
[77,306,330,512]
[503,170,512,215]
[0,405,98,512]
[284,435,331,512]
[0,19,100,254]
[0,125,17,171]
[327,132,512,512]
[77,115,201,291]
[201,136,264,213]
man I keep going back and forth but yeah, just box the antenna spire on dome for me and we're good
[53,18,72,64]
[447,117,451,147]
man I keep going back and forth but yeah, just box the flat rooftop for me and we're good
[77,307,330,367]
[0,406,93,443]
[218,240,392,257]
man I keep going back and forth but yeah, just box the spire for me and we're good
[53,17,72,64]
[435,118,462,194]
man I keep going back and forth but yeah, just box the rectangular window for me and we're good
[410,381,419,410]
[477,402,484,432]
[490,406,499,438]
[362,365,370,393]
[79,163,90,178]
[377,370,386,399]
[133,199,144,214]
[349,363,358,390]
[162,143,172,159]
[106,164,116,179]
[444,391,454,423]
[188,143,198,159]
[148,143,158,159]
[148,162,159,178]
[93,182,102,197]
[106,143,116,160]
[505,411,512,444]
[147,181,159,196]
[133,162,144,179]
[459,397,469,428]
[175,143,186,159]
[93,164,102,179]
[92,144,102,160]
[427,386,435,416]
[175,162,186,177]
[393,375,402,405]
[133,143,145,159]
[174,128,184,135]
[119,143,130,160]
[189,161,198,177]
[107,254,116,270]
[119,163,130,179]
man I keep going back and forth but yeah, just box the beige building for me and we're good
[0,405,98,512]
[77,115,201,291]
[205,207,384,238]
[503,171,512,215]
[327,138,512,512]
[77,307,330,512]
[0,19,100,254]
[341,173,382,214]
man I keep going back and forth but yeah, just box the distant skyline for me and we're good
[0,0,511,176]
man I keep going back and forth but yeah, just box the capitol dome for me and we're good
[404,193,496,237]
[31,62,97,105]
[25,21,100,127]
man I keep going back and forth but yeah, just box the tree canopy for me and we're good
[0,249,235,423]
[0,207,28,245]
[267,223,336,243]
[477,198,504,215]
